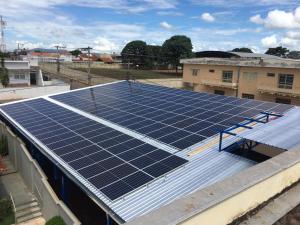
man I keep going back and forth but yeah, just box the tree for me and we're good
[287,51,300,59]
[231,47,253,53]
[146,45,162,69]
[70,49,82,57]
[121,40,148,68]
[162,35,193,72]
[265,46,289,57]
[0,52,9,87]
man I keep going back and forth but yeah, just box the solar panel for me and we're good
[50,81,293,150]
[0,98,187,201]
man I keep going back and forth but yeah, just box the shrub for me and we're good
[46,216,67,225]
[0,198,12,221]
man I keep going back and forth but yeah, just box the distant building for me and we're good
[181,51,300,105]
[26,49,73,62]
[78,53,114,63]
[3,60,43,87]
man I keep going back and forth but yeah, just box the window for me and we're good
[267,73,275,77]
[276,98,291,105]
[222,71,233,83]
[278,74,294,89]
[242,93,255,99]
[209,69,215,73]
[214,90,225,95]
[14,74,26,80]
[243,72,257,81]
[191,69,199,76]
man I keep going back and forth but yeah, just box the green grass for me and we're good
[46,216,66,225]
[74,68,182,80]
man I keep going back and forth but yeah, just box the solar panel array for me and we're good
[0,98,187,201]
[51,81,293,150]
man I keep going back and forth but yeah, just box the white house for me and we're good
[4,61,31,87]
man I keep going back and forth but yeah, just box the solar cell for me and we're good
[0,98,187,201]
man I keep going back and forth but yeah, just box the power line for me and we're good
[80,46,93,86]
[54,45,66,73]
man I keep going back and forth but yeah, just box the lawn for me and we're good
[74,68,182,80]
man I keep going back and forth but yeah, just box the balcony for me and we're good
[201,79,238,89]
[257,85,300,97]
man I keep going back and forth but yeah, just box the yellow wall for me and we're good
[183,63,300,105]
[179,160,300,225]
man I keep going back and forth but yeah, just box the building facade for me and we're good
[181,51,300,105]
[4,61,31,87]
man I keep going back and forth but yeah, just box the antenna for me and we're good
[0,15,7,52]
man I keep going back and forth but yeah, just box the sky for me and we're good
[1,0,300,53]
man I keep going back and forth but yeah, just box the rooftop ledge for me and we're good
[257,86,300,97]
[126,147,300,225]
[201,80,238,89]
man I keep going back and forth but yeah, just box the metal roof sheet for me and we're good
[237,107,300,150]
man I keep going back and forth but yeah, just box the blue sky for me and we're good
[1,0,300,53]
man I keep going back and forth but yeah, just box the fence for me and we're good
[0,122,80,225]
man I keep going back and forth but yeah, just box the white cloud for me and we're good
[250,7,300,29]
[191,0,299,7]
[201,13,215,22]
[261,35,278,48]
[93,37,118,52]
[250,14,264,24]
[281,37,299,47]
[160,21,172,29]
[157,11,183,16]
[286,31,300,39]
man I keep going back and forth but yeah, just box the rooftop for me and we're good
[181,51,300,69]
[0,81,296,223]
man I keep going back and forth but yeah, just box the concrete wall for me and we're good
[125,148,300,225]
[0,85,70,101]
[8,70,30,86]
[66,62,122,69]
[0,122,80,225]
[182,63,300,105]
[138,78,183,89]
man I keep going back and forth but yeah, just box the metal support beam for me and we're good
[106,214,113,225]
[60,175,68,204]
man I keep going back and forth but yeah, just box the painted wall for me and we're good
[8,70,30,86]
[183,63,300,105]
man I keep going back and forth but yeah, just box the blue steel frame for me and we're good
[219,111,283,152]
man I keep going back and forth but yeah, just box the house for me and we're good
[26,49,73,63]
[2,60,45,87]
[181,51,300,105]
[3,61,31,87]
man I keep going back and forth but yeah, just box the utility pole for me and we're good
[0,15,7,53]
[80,46,93,86]
[54,45,66,73]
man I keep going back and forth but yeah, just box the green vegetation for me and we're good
[0,198,14,225]
[232,47,253,53]
[120,35,193,71]
[161,35,193,72]
[0,135,8,156]
[75,68,182,80]
[265,46,289,57]
[46,216,67,225]
[0,51,9,88]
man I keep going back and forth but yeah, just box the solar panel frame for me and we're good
[0,98,188,201]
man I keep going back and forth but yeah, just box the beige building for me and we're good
[181,51,300,105]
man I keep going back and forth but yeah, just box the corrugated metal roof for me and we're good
[237,107,300,150]
[229,52,281,59]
